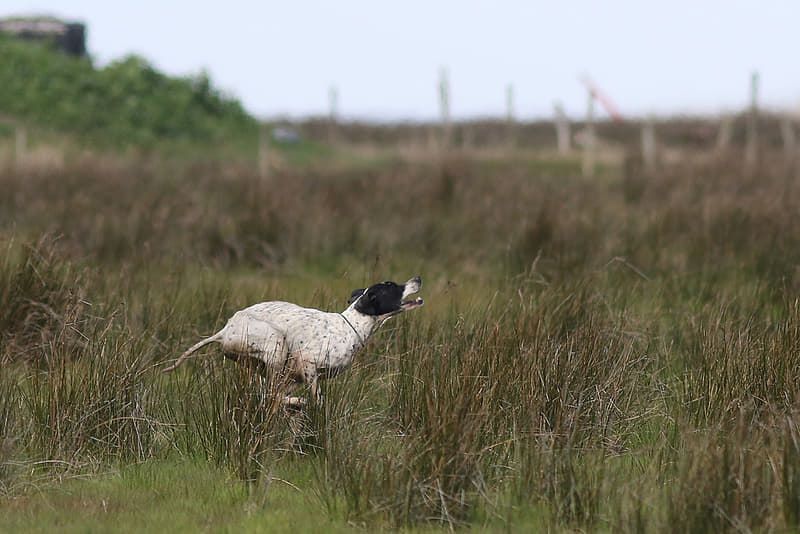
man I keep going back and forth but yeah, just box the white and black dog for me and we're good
[163,277,423,406]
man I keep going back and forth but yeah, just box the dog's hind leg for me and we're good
[225,353,271,377]
[311,375,322,406]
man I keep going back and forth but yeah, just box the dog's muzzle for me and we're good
[401,276,424,310]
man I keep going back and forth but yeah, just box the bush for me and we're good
[0,36,257,148]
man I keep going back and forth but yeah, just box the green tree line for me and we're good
[0,36,257,148]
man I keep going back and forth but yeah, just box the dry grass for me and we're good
[2,142,800,530]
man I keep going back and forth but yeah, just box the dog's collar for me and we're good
[339,313,366,347]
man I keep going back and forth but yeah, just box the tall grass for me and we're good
[3,147,800,530]
[0,235,87,363]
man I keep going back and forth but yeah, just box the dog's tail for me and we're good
[162,330,224,373]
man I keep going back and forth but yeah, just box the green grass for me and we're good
[0,459,355,533]
[1,459,560,532]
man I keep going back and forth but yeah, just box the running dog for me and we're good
[163,277,423,406]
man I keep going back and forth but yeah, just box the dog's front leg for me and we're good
[297,362,322,406]
[279,376,302,410]
[282,380,320,408]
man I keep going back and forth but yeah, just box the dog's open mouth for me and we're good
[401,297,424,310]
[400,276,424,311]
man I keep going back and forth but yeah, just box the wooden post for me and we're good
[328,85,338,145]
[258,123,270,180]
[641,116,657,172]
[782,116,797,167]
[506,83,515,148]
[553,101,571,155]
[438,67,451,150]
[582,91,596,177]
[716,115,733,153]
[745,71,759,169]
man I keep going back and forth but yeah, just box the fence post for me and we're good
[438,67,451,150]
[582,91,595,177]
[641,116,657,172]
[553,101,571,155]
[258,123,270,180]
[745,71,759,169]
[506,83,515,148]
[328,84,339,145]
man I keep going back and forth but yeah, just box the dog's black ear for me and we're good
[348,288,366,304]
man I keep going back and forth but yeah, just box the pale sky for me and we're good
[1,1,798,121]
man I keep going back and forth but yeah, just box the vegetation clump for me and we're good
[0,36,257,148]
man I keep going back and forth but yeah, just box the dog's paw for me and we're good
[283,395,307,412]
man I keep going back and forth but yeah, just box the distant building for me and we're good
[0,16,86,57]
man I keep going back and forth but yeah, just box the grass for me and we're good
[0,459,353,533]
[2,136,800,531]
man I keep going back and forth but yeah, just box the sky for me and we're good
[1,1,798,121]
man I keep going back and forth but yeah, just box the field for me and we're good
[2,132,800,532]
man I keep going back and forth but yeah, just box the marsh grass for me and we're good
[0,235,88,363]
[170,362,295,483]
[3,147,800,531]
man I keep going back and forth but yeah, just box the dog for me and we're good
[163,276,423,407]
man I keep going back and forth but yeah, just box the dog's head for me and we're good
[348,276,424,318]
